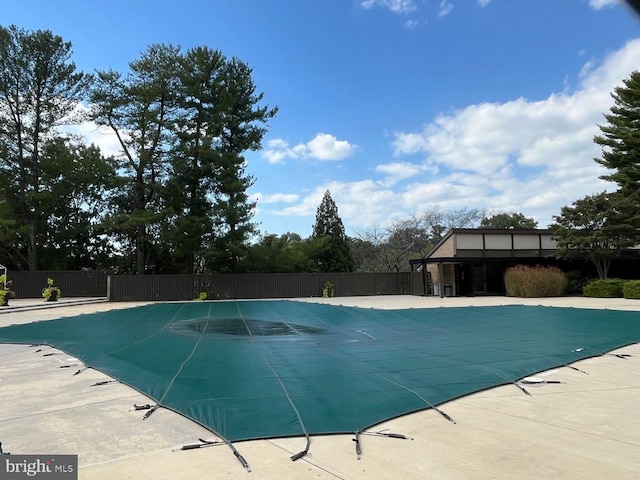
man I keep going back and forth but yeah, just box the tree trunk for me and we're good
[137,225,146,275]
[28,222,38,271]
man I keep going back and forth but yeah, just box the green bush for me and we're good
[582,278,625,298]
[504,265,567,297]
[622,280,640,299]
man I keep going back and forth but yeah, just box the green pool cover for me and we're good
[1,301,639,443]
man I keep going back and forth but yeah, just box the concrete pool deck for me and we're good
[0,295,639,479]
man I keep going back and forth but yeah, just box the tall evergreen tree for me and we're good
[595,70,640,198]
[593,70,640,243]
[163,47,226,273]
[164,49,277,274]
[311,190,354,272]
[205,57,277,273]
[313,190,347,239]
[93,45,276,274]
[90,44,180,274]
[0,24,92,270]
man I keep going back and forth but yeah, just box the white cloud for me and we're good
[578,58,597,79]
[438,0,454,17]
[360,0,417,14]
[262,133,356,163]
[588,0,619,10]
[360,0,459,29]
[276,181,407,227]
[306,133,355,160]
[265,38,640,233]
[255,193,300,204]
[387,37,640,226]
[375,162,424,186]
[60,104,123,158]
[405,18,427,29]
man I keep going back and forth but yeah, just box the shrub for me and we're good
[582,278,625,298]
[504,265,568,298]
[565,271,590,295]
[622,280,640,299]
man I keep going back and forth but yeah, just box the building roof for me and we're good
[411,228,556,264]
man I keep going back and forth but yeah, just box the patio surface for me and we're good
[1,295,639,479]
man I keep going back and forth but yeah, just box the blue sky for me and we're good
[3,0,640,237]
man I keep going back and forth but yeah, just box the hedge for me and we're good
[582,278,626,298]
[622,280,640,299]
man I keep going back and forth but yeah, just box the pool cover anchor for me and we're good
[170,435,251,472]
[512,381,533,396]
[361,429,414,440]
[233,447,251,472]
[608,353,633,359]
[517,376,564,389]
[172,438,224,452]
[142,404,159,420]
[353,432,362,460]
[289,435,310,462]
[353,429,413,459]
[565,364,589,375]
[90,380,120,387]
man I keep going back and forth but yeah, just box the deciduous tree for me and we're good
[480,212,538,229]
[550,192,637,279]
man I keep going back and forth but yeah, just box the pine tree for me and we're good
[311,191,353,272]
[313,191,347,238]
[594,70,640,209]
[90,44,181,275]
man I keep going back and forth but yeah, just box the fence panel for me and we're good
[109,272,412,301]
[3,271,413,301]
[7,271,108,298]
